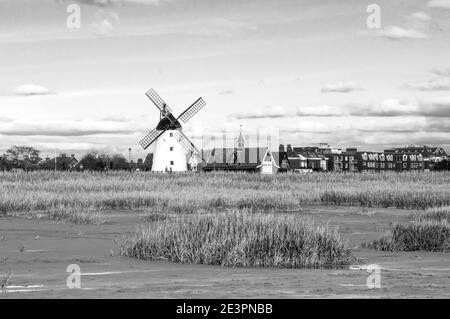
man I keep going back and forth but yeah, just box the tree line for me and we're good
[0,145,152,171]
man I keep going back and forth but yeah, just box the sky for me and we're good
[0,0,450,160]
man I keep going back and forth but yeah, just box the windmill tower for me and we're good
[139,88,206,172]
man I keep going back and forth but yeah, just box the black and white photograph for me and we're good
[0,0,450,306]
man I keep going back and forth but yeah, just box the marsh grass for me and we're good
[119,211,357,268]
[1,171,449,223]
[140,211,172,223]
[367,206,450,251]
[0,266,12,292]
[9,207,104,225]
[412,206,450,223]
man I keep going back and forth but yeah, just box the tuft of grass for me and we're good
[140,211,172,223]
[413,206,450,223]
[12,207,103,225]
[120,211,356,268]
[367,206,450,252]
[0,266,13,292]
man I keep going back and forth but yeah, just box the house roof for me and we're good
[203,147,280,165]
[47,156,78,164]
[384,146,447,157]
[287,151,326,160]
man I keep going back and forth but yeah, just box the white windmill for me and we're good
[139,88,206,172]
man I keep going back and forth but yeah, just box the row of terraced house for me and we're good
[279,144,448,172]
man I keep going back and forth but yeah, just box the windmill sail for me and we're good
[145,88,173,114]
[139,128,164,150]
[177,97,206,123]
[175,130,200,157]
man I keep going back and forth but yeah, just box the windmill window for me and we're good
[169,133,173,137]
[170,161,174,165]
[170,147,174,151]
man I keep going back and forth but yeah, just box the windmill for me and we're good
[139,88,206,172]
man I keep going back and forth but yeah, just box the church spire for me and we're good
[237,125,245,149]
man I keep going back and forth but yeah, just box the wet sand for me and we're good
[1,206,449,298]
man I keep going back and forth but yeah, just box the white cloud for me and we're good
[0,116,13,122]
[231,105,286,119]
[180,18,258,37]
[376,26,427,40]
[218,89,235,95]
[428,0,450,9]
[410,12,432,22]
[77,0,174,6]
[232,97,450,120]
[297,105,343,116]
[14,84,54,96]
[93,19,115,34]
[344,98,450,117]
[321,81,362,93]
[431,67,450,77]
[404,78,450,91]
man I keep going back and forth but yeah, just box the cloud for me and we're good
[428,0,450,9]
[403,78,450,91]
[0,129,133,137]
[321,81,362,93]
[181,18,258,37]
[410,12,432,22]
[297,105,342,117]
[76,0,173,6]
[407,11,442,33]
[14,84,54,96]
[218,89,235,95]
[279,115,450,148]
[231,105,286,119]
[0,116,13,123]
[93,19,115,34]
[376,26,427,40]
[431,67,450,77]
[346,98,450,117]
[231,97,450,120]
[0,120,138,137]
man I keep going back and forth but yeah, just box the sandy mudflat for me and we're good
[1,206,449,298]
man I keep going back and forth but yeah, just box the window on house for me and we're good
[169,133,173,137]
[403,163,407,169]
[170,161,174,165]
[170,147,173,151]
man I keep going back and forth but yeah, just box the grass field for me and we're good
[1,171,449,222]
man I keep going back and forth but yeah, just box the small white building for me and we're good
[257,148,280,174]
[188,153,199,172]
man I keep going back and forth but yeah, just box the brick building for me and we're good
[328,148,425,172]
[384,146,447,171]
